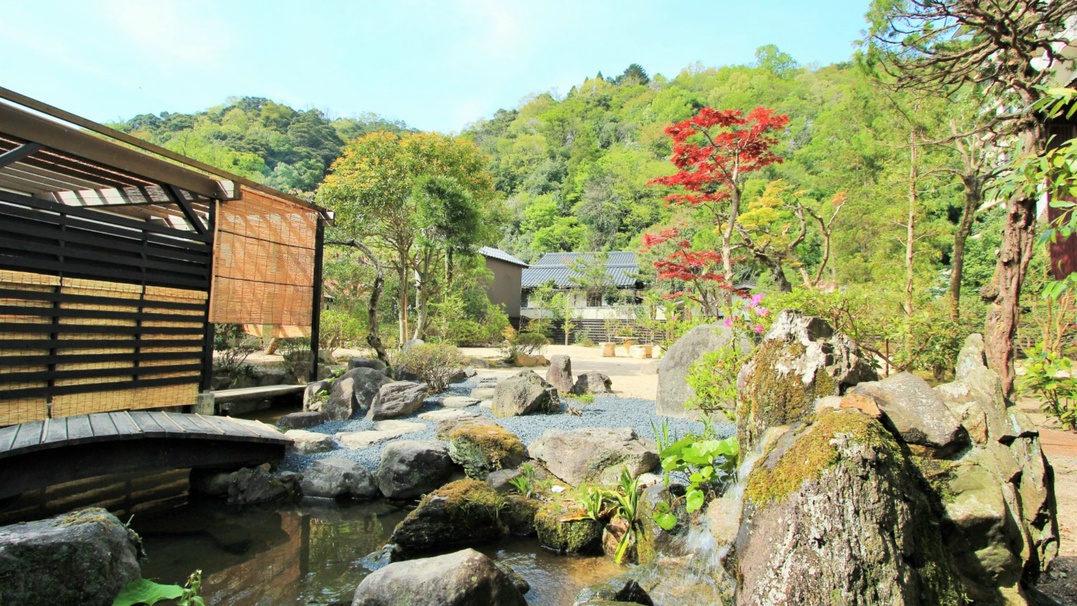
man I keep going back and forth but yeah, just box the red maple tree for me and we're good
[641,227,747,319]
[646,106,789,285]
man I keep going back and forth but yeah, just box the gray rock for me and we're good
[337,420,426,449]
[492,370,559,418]
[352,548,527,606]
[350,357,388,372]
[440,396,480,409]
[434,412,487,440]
[657,323,747,417]
[276,410,326,431]
[735,409,962,605]
[641,361,659,376]
[323,367,392,421]
[736,310,876,448]
[853,372,969,458]
[529,427,658,486]
[376,440,457,500]
[572,371,613,395]
[546,355,574,393]
[368,381,428,420]
[300,458,379,500]
[285,429,336,454]
[389,479,505,556]
[0,508,142,606]
[227,466,301,505]
[470,387,497,400]
[403,338,425,351]
[303,381,329,411]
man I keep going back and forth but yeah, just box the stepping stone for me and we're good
[419,408,479,421]
[441,396,480,409]
[470,387,497,400]
[479,400,493,410]
[285,429,336,454]
[336,420,425,449]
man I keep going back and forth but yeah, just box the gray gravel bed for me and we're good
[281,376,733,474]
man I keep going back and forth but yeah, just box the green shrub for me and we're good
[393,342,466,393]
[686,346,746,417]
[319,308,366,350]
[500,326,549,361]
[1020,342,1077,431]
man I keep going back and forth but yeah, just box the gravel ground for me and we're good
[280,375,730,474]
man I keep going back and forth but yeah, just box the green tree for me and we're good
[318,132,498,343]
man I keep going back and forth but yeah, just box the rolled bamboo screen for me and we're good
[209,190,318,337]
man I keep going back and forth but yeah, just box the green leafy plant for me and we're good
[611,467,643,564]
[686,347,745,416]
[392,342,466,393]
[508,463,540,498]
[113,570,204,606]
[655,435,740,525]
[1019,342,1077,431]
[568,393,595,404]
[577,485,610,521]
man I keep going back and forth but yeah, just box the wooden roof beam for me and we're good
[0,103,237,202]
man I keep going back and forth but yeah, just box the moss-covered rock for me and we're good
[534,500,603,555]
[389,479,505,558]
[735,310,876,449]
[735,409,963,605]
[448,423,527,479]
[500,495,540,537]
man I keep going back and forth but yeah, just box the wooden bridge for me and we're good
[0,411,292,500]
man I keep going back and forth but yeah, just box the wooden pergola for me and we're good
[0,88,327,426]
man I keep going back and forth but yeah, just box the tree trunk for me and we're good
[948,176,981,321]
[354,242,391,368]
[985,192,1038,396]
[397,263,409,346]
[905,130,917,321]
[985,121,1043,396]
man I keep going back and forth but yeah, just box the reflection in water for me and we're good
[132,500,623,605]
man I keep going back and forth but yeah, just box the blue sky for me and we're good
[0,0,872,133]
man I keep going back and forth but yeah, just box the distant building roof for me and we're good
[522,251,640,288]
[477,246,529,267]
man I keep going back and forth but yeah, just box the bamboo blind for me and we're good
[209,189,318,338]
[0,269,205,422]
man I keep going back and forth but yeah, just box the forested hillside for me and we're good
[111,45,1031,367]
[109,98,411,193]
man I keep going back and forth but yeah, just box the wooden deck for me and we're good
[0,411,292,500]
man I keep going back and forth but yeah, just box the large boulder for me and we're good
[322,367,392,421]
[349,357,388,372]
[352,548,527,606]
[300,458,380,500]
[367,381,428,420]
[0,508,142,606]
[656,323,747,417]
[931,334,1059,600]
[492,370,559,418]
[736,310,876,449]
[389,479,505,557]
[447,422,527,479]
[735,408,963,605]
[529,427,658,486]
[376,440,457,500]
[852,372,969,458]
[572,371,613,395]
[546,355,574,393]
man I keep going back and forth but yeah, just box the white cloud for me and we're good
[102,0,233,68]
[455,0,531,61]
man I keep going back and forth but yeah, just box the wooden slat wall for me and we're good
[0,192,211,424]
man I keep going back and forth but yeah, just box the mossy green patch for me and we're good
[744,410,900,505]
[448,423,527,478]
[534,498,604,554]
[736,339,839,447]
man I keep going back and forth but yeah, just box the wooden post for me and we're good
[200,200,218,392]
[308,218,325,382]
